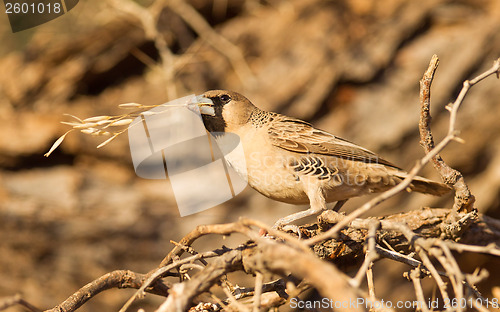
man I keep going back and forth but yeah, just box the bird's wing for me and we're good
[267,116,400,169]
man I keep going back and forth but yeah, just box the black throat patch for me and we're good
[201,98,226,132]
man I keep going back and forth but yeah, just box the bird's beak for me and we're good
[195,95,215,116]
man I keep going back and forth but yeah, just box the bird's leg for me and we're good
[272,208,321,229]
[273,183,326,238]
[332,199,347,212]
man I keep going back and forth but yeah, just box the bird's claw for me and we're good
[272,223,302,239]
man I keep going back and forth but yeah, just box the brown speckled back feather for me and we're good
[266,114,399,169]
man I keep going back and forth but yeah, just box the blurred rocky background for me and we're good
[1,0,500,311]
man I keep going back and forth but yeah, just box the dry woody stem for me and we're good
[418,54,497,213]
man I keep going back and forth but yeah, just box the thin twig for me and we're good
[0,294,41,312]
[252,273,263,312]
[375,245,422,268]
[44,270,171,312]
[119,249,227,312]
[440,243,466,309]
[232,279,288,300]
[223,281,251,312]
[366,264,376,304]
[417,248,451,305]
[472,299,492,312]
[410,268,430,312]
[430,247,462,312]
[351,221,380,288]
[465,269,492,307]
[444,242,500,257]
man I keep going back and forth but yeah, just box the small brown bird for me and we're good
[196,90,450,228]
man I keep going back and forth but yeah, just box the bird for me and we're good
[195,90,451,229]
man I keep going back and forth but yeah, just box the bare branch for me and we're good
[417,248,451,305]
[445,242,500,256]
[222,281,250,312]
[159,218,309,268]
[307,56,500,246]
[252,273,263,312]
[410,268,430,312]
[109,0,178,99]
[419,56,500,212]
[44,270,170,312]
[119,249,226,312]
[366,264,376,304]
[167,0,255,86]
[305,131,456,246]
[0,294,41,312]
[351,221,380,288]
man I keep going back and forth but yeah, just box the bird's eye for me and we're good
[219,94,231,104]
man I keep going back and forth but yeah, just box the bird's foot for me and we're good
[281,224,302,239]
[272,222,302,239]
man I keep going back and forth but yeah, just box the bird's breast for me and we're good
[229,128,310,203]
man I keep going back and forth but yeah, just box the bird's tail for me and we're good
[395,173,452,196]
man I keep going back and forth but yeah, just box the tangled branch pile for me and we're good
[15,56,496,312]
[1,1,500,312]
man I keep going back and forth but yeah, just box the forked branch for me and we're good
[419,55,500,212]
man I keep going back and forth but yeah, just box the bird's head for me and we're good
[195,90,256,133]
